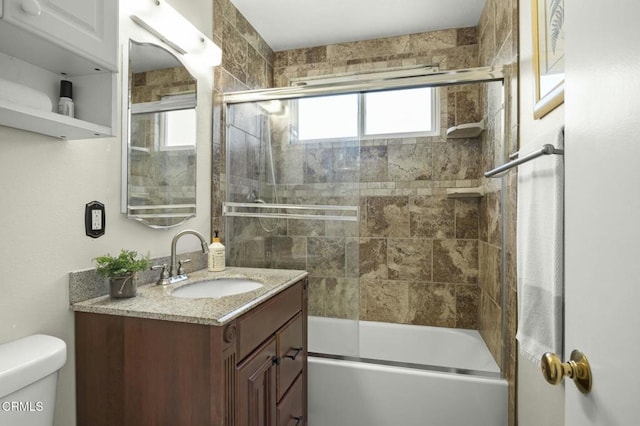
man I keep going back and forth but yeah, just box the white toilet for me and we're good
[0,334,67,426]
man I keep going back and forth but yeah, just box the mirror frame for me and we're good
[120,38,198,229]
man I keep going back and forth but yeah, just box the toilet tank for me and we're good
[0,335,67,426]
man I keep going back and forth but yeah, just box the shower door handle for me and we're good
[540,349,592,393]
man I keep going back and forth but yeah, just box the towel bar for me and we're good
[484,144,564,178]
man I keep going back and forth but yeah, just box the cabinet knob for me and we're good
[292,415,303,426]
[271,356,281,366]
[21,0,42,16]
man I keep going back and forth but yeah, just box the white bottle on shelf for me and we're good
[208,231,226,272]
[57,80,74,118]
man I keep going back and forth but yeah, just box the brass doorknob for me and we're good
[540,349,592,394]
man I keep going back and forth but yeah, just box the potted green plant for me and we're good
[93,249,149,298]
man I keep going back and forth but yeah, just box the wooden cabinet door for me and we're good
[2,0,117,70]
[237,336,277,426]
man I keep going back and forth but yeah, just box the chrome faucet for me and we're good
[169,229,209,280]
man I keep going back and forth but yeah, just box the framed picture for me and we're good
[532,0,565,119]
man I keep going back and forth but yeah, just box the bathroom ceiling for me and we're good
[229,0,487,51]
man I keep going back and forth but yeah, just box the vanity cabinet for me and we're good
[75,278,308,426]
[0,0,117,139]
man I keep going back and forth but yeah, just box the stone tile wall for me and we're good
[211,0,275,239]
[256,29,489,328]
[131,67,196,103]
[212,4,517,419]
[212,0,518,425]
[222,27,509,331]
[211,2,518,424]
[477,0,519,424]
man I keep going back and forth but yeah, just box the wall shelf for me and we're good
[0,0,117,140]
[0,99,113,140]
[446,186,485,198]
[446,119,486,139]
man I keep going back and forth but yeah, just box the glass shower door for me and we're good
[224,96,361,358]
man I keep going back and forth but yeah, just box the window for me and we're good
[295,87,438,142]
[131,94,196,150]
[161,108,196,149]
[297,93,358,140]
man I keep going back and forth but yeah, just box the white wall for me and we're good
[0,1,213,424]
[517,0,565,424]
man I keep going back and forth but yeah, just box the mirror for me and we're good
[124,40,198,228]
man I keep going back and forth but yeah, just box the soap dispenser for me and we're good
[208,231,226,272]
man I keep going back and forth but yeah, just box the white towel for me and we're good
[515,127,564,366]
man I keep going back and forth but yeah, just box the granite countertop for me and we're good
[71,267,308,326]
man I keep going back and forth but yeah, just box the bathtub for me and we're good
[307,316,508,426]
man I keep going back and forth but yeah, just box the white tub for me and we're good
[308,316,508,426]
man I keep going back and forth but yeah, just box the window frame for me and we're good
[291,86,440,143]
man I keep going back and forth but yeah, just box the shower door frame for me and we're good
[222,66,506,104]
[221,65,511,375]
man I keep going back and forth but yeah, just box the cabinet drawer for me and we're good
[277,312,304,401]
[277,373,304,426]
[237,282,302,361]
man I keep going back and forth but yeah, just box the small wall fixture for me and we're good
[130,0,221,66]
[446,186,484,199]
[446,118,486,139]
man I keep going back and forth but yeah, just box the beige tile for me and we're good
[364,279,410,323]
[360,145,388,182]
[325,278,360,319]
[409,29,457,51]
[307,277,327,316]
[363,196,410,238]
[457,27,478,46]
[359,238,388,280]
[388,143,433,182]
[408,282,456,327]
[307,237,346,278]
[433,239,479,284]
[409,196,455,239]
[455,199,480,239]
[388,238,432,281]
[478,241,501,302]
[479,290,502,366]
[432,140,481,180]
[456,284,480,328]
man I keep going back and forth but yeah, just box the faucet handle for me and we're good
[151,263,170,286]
[177,259,191,275]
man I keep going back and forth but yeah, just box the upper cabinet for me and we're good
[0,0,118,139]
[1,0,117,72]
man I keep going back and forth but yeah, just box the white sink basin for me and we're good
[171,278,263,299]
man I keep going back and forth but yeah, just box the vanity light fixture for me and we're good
[130,0,221,66]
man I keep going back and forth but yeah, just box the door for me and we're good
[237,337,278,426]
[564,0,640,424]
